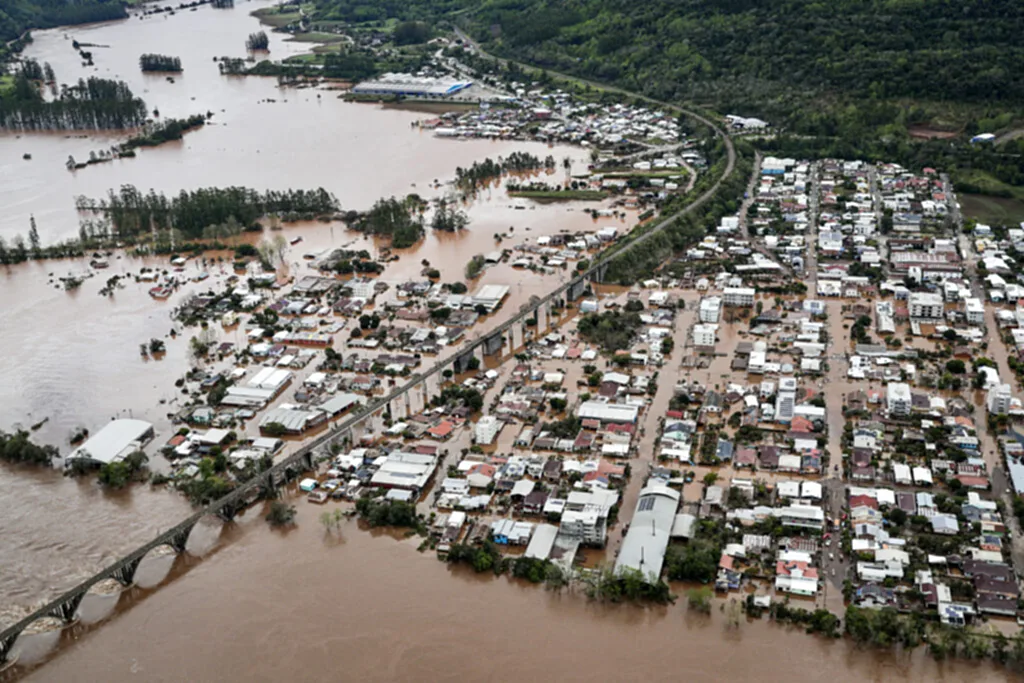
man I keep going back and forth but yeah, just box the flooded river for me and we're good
[0,5,1014,681]
[0,0,609,619]
[6,500,1009,682]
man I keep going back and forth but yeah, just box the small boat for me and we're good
[194,271,209,282]
[290,236,303,245]
[149,286,172,299]
[90,258,109,268]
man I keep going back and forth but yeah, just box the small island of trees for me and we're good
[347,196,425,249]
[455,152,555,193]
[139,53,182,73]
[246,31,269,51]
[0,73,148,131]
[76,185,339,240]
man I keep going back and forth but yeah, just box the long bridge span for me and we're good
[0,105,736,666]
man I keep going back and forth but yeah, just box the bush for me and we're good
[0,429,58,466]
[355,496,421,529]
[262,422,288,437]
[265,500,296,526]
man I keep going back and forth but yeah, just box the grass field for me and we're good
[960,194,1024,227]
[251,7,301,28]
[285,31,346,44]
[955,168,1024,226]
[509,190,608,201]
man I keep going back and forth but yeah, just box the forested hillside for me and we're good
[311,0,1024,131]
[0,0,126,43]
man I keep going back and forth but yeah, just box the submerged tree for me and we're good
[0,76,148,131]
[266,501,297,527]
[246,31,269,51]
[430,198,469,232]
[139,54,182,72]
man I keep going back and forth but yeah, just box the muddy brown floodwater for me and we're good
[0,5,1015,681]
[6,500,1010,683]
[0,0,612,617]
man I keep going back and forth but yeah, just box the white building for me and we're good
[560,489,619,546]
[474,415,503,445]
[472,284,511,312]
[577,401,639,424]
[964,297,985,326]
[369,451,438,493]
[699,296,722,323]
[887,382,912,416]
[723,287,756,307]
[65,419,154,465]
[988,383,1013,415]
[614,484,680,581]
[908,292,944,320]
[692,323,718,348]
[775,390,796,423]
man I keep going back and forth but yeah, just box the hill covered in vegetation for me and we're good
[310,0,1024,134]
[0,0,125,43]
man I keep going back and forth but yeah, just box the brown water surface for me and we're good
[0,0,606,617]
[8,501,1008,683]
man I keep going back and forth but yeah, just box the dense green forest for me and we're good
[0,0,125,43]
[310,0,1024,133]
[76,185,339,240]
[0,73,148,130]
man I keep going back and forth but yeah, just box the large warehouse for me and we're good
[65,419,155,466]
[614,483,681,582]
[351,74,473,99]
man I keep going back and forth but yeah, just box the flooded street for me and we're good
[9,500,1008,683]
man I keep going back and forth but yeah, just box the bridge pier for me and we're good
[452,351,475,374]
[482,333,504,356]
[259,470,278,500]
[1,631,20,665]
[168,521,197,553]
[567,278,587,301]
[112,557,143,586]
[217,503,238,523]
[589,263,609,285]
[47,592,84,623]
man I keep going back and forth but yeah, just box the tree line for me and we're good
[0,75,147,131]
[120,114,207,151]
[139,53,182,72]
[455,152,555,193]
[76,185,339,240]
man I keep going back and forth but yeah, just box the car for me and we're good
[829,553,835,561]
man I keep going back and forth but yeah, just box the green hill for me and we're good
[0,0,126,43]
[311,0,1024,132]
